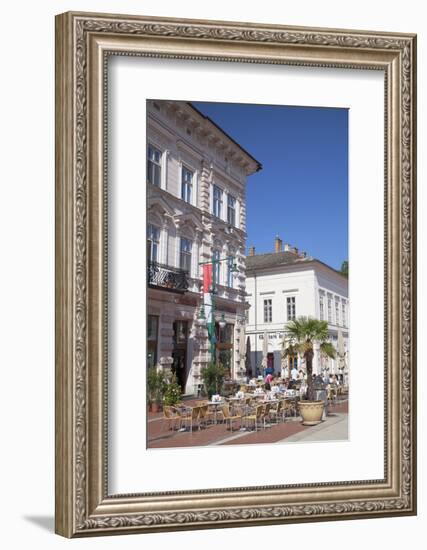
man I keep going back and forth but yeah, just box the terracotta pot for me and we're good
[298,400,324,426]
[151,403,160,414]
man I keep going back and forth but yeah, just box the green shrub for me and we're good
[200,362,226,398]
[147,367,167,405]
[163,374,182,406]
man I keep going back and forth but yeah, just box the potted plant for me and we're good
[200,361,225,399]
[147,367,157,412]
[147,367,166,413]
[163,373,182,407]
[283,317,336,425]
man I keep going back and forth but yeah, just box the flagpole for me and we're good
[199,254,238,364]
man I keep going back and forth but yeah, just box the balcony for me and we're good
[148,261,189,293]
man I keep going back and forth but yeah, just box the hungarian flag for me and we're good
[202,264,216,352]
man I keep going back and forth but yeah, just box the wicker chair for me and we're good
[243,404,264,432]
[269,400,283,425]
[221,404,241,432]
[282,399,297,421]
[162,405,180,431]
[198,404,214,428]
[262,403,272,429]
[328,387,337,406]
[180,406,201,433]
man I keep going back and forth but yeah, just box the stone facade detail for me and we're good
[147,100,260,394]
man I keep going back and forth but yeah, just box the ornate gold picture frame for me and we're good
[55,11,417,537]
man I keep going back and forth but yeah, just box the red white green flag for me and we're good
[202,264,215,352]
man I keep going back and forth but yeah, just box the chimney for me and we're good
[275,235,283,253]
[284,243,297,254]
[248,246,256,256]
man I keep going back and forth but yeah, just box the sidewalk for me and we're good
[148,400,348,448]
[275,411,348,444]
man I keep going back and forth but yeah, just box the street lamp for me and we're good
[218,313,227,329]
[197,305,207,326]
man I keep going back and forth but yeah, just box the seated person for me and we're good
[264,372,274,391]
[277,381,287,392]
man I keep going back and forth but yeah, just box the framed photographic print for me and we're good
[55,11,417,537]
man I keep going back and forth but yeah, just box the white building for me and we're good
[245,236,349,377]
[147,100,261,394]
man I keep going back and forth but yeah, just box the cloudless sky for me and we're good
[193,102,348,271]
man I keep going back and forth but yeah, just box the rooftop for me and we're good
[246,236,347,280]
[246,250,312,271]
[188,103,262,173]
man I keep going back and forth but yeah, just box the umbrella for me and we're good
[280,333,290,377]
[337,329,346,372]
[238,329,246,376]
[261,330,268,371]
[245,335,252,377]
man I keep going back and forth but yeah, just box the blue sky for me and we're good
[193,102,348,271]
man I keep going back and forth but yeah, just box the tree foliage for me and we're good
[284,316,336,400]
[200,362,226,398]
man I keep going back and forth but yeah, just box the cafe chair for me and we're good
[181,406,201,433]
[198,404,214,428]
[269,400,283,425]
[243,404,264,432]
[262,403,272,429]
[162,405,180,431]
[221,404,241,432]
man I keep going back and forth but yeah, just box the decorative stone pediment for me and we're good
[147,192,176,219]
[173,211,203,232]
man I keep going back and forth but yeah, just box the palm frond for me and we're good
[320,342,336,359]
[285,316,329,343]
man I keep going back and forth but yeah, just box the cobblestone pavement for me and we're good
[147,399,348,449]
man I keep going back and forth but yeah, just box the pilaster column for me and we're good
[162,149,169,191]
[193,228,203,280]
[238,192,246,232]
[174,221,181,269]
[199,159,212,213]
[160,220,169,265]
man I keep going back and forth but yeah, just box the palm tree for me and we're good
[284,316,336,400]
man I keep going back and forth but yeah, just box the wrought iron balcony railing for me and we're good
[148,261,189,293]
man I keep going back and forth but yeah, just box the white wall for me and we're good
[246,267,317,329]
[0,1,424,549]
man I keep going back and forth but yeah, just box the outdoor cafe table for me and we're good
[227,396,245,404]
[226,396,246,415]
[207,399,226,424]
[248,392,266,398]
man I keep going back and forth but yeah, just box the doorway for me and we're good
[172,349,187,391]
[172,320,188,392]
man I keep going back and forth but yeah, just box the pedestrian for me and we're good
[264,372,273,391]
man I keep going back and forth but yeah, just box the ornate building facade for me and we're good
[147,100,261,394]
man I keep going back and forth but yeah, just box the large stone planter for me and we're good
[298,400,324,426]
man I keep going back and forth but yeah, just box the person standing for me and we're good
[264,372,273,391]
